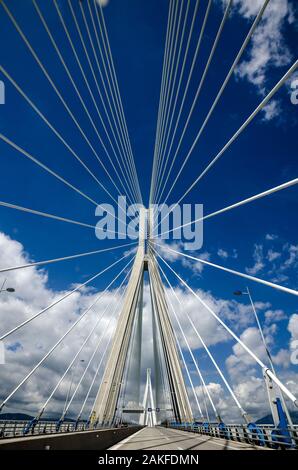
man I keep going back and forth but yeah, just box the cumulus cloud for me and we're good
[96,0,109,7]
[234,0,293,90]
[268,242,298,282]
[227,327,268,371]
[272,348,291,368]
[245,236,298,285]
[261,99,282,122]
[232,376,268,417]
[226,0,296,122]
[181,251,210,275]
[266,233,278,241]
[190,382,226,420]
[154,239,211,275]
[264,308,287,324]
[0,232,127,419]
[0,232,246,420]
[0,231,296,423]
[283,243,298,269]
[246,244,265,275]
[267,249,281,262]
[154,238,183,262]
[217,248,228,259]
[288,314,298,341]
[223,311,298,419]
[0,232,231,419]
[217,248,238,260]
[190,375,273,422]
[167,287,230,349]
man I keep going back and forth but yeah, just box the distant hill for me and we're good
[0,413,34,421]
[0,413,76,422]
[256,411,298,425]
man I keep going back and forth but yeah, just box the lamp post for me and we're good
[234,287,293,428]
[0,279,15,294]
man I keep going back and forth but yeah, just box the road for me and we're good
[109,426,267,451]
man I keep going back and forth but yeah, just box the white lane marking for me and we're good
[156,427,171,440]
[190,435,245,451]
[163,429,247,451]
[109,428,145,450]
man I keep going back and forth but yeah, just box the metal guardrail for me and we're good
[0,424,142,450]
[166,422,298,449]
[2,419,298,450]
[0,420,130,439]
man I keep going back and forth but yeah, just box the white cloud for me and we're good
[245,244,265,275]
[223,313,298,419]
[237,379,264,406]
[246,237,297,284]
[270,273,290,283]
[227,0,295,122]
[266,234,278,241]
[267,249,281,262]
[190,374,274,422]
[167,287,230,349]
[226,323,287,375]
[0,231,296,423]
[154,236,211,273]
[227,0,264,18]
[181,251,210,275]
[217,248,228,259]
[0,232,127,418]
[96,0,110,7]
[287,70,298,100]
[228,327,268,369]
[272,348,291,368]
[264,308,287,324]
[234,0,293,92]
[288,314,298,342]
[191,382,226,419]
[154,238,183,262]
[261,99,282,121]
[217,248,238,260]
[0,232,230,419]
[283,244,298,269]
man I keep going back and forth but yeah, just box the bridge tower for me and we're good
[91,208,193,426]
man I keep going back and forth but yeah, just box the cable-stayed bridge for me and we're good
[0,0,297,452]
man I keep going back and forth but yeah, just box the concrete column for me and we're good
[92,209,146,425]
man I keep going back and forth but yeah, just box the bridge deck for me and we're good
[109,426,268,451]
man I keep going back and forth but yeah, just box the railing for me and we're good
[0,420,129,439]
[166,422,298,450]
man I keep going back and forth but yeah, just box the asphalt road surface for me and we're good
[109,426,267,451]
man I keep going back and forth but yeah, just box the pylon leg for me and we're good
[92,209,193,426]
[148,253,193,423]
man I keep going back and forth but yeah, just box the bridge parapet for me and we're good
[166,422,298,450]
[0,423,142,450]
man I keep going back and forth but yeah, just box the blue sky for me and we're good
[0,0,297,421]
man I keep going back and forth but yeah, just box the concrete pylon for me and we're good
[148,253,193,423]
[140,369,157,427]
[92,209,146,426]
[92,208,193,425]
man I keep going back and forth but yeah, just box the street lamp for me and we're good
[0,279,15,294]
[234,287,293,428]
